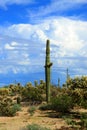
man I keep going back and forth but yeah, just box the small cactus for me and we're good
[34,80,38,87]
[17,97,21,104]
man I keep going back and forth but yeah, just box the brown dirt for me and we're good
[0,105,68,130]
[0,105,87,130]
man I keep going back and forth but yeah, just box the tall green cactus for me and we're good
[45,40,53,103]
[58,78,60,87]
[66,68,70,87]
[67,68,69,80]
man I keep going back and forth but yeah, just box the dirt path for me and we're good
[0,106,29,130]
[0,106,68,130]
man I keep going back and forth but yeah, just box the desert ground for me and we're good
[0,104,69,130]
[0,103,87,130]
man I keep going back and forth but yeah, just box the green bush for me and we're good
[81,100,87,109]
[27,124,50,130]
[21,87,43,102]
[0,97,21,116]
[65,76,87,106]
[64,113,87,129]
[51,94,74,113]
[39,104,51,111]
[28,106,36,116]
[12,104,21,112]
[80,113,87,128]
[0,103,21,116]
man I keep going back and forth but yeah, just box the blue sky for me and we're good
[0,0,87,86]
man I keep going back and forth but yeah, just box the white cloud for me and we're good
[0,0,34,8]
[28,0,87,20]
[0,39,31,73]
[0,17,87,76]
[5,41,18,50]
[1,24,47,42]
[68,0,87,3]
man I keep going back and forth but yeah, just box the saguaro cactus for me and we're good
[67,68,69,80]
[45,40,53,103]
[58,78,60,88]
[66,68,70,87]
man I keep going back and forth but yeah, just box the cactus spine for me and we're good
[45,40,52,103]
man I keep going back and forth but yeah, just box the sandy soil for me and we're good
[0,106,68,130]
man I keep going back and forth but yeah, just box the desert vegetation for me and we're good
[0,76,87,130]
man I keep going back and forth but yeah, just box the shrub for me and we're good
[28,106,36,116]
[0,88,9,96]
[0,97,21,116]
[26,124,50,130]
[21,87,43,102]
[12,104,21,112]
[80,100,87,109]
[80,113,87,128]
[51,94,74,113]
[64,113,87,129]
[65,76,87,106]
[0,103,21,116]
[39,104,52,111]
